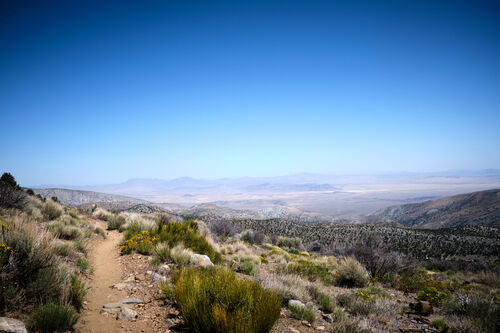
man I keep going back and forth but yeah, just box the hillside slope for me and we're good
[34,188,148,206]
[371,189,500,229]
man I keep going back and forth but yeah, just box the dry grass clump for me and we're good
[92,207,112,221]
[256,271,310,304]
[335,256,370,288]
[29,302,79,332]
[42,200,63,220]
[172,267,281,333]
[0,217,71,311]
[169,244,194,265]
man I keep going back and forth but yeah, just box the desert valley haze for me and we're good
[1,1,500,333]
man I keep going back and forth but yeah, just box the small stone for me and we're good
[288,300,305,308]
[158,264,170,275]
[315,326,325,331]
[283,328,300,333]
[0,317,27,333]
[146,270,152,275]
[135,274,146,281]
[112,283,132,290]
[117,307,138,320]
[103,302,123,309]
[120,298,144,304]
[301,320,312,327]
[152,273,167,281]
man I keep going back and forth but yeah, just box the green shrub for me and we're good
[173,267,281,333]
[29,302,79,332]
[42,201,63,220]
[76,258,89,272]
[286,259,334,284]
[355,286,391,302]
[55,244,71,257]
[70,275,87,311]
[431,318,449,332]
[319,294,335,313]
[277,237,303,250]
[396,269,431,293]
[335,257,369,288]
[309,286,334,313]
[288,303,315,323]
[416,280,448,306]
[94,227,106,238]
[154,221,221,263]
[239,257,259,276]
[152,242,171,262]
[106,215,126,230]
[158,280,174,299]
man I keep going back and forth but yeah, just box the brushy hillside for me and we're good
[371,189,500,229]
[1,173,103,332]
[105,206,500,333]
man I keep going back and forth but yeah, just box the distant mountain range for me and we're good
[371,189,500,229]
[34,186,500,228]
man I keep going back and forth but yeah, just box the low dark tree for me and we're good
[51,196,59,202]
[208,220,237,238]
[0,172,20,189]
[26,188,35,195]
[0,173,26,209]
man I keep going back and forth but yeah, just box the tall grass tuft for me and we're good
[29,302,79,332]
[173,267,281,333]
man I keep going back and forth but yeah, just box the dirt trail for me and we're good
[76,221,125,333]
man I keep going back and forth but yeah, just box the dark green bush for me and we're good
[29,302,79,332]
[172,267,281,333]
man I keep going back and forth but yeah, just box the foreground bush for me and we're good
[335,256,370,288]
[29,302,79,332]
[208,220,237,238]
[0,219,70,311]
[173,267,281,333]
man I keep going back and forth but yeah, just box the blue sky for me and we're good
[1,0,499,186]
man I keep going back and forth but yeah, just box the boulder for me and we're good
[409,301,433,316]
[191,254,213,267]
[0,317,27,333]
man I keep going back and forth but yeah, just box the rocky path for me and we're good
[76,221,126,333]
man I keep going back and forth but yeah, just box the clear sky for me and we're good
[1,0,499,186]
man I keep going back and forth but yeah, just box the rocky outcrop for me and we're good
[0,317,27,333]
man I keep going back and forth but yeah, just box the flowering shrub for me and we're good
[120,230,157,255]
[0,243,13,266]
[417,280,448,306]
